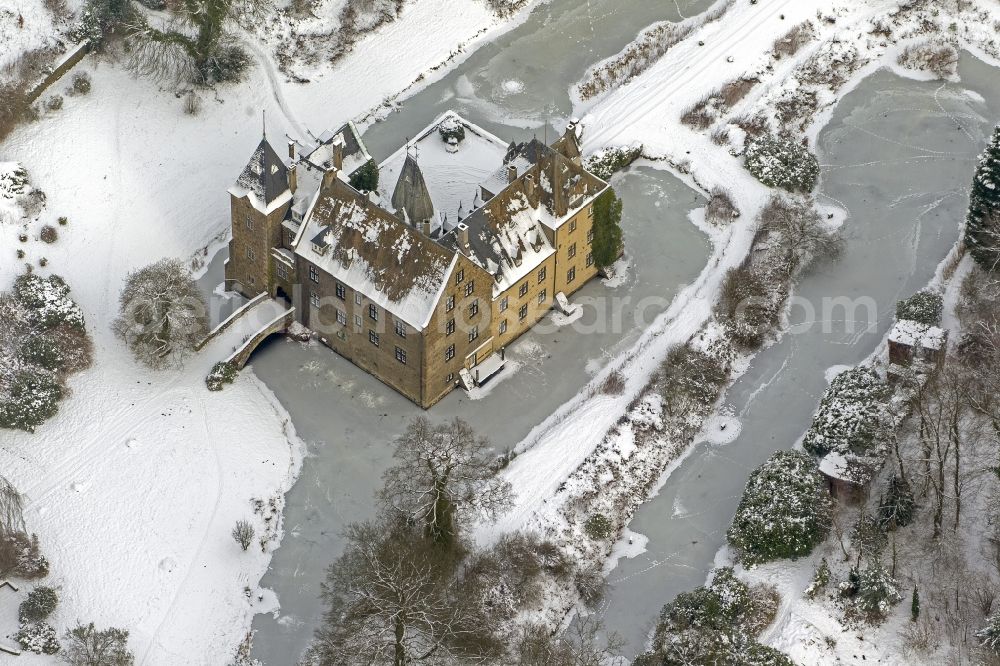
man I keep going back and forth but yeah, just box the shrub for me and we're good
[40,224,58,243]
[805,558,831,598]
[45,95,64,111]
[728,450,832,565]
[599,370,625,395]
[979,613,1000,654]
[0,370,63,432]
[896,290,943,326]
[801,366,889,458]
[574,563,605,607]
[16,621,60,655]
[965,125,1000,271]
[583,513,613,540]
[71,72,92,95]
[438,116,466,143]
[0,531,50,578]
[717,264,779,349]
[182,91,201,115]
[855,561,902,622]
[19,586,58,622]
[232,519,255,551]
[57,215,68,225]
[657,344,728,426]
[206,361,238,391]
[584,144,642,181]
[706,188,739,224]
[772,22,814,59]
[62,623,134,666]
[745,134,820,192]
[898,41,959,80]
[13,273,85,330]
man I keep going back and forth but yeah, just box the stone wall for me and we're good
[26,41,91,104]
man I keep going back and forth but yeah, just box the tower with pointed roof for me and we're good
[224,134,293,298]
[391,152,435,226]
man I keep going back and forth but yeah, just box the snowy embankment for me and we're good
[0,1,534,663]
[477,0,1000,629]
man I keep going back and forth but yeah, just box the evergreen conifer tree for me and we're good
[965,125,1000,271]
[911,586,920,622]
[592,190,624,270]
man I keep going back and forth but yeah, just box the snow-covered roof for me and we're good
[818,451,879,486]
[377,111,508,233]
[293,178,456,329]
[889,320,947,351]
[233,138,289,208]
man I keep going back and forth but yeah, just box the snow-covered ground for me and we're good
[0,1,535,662]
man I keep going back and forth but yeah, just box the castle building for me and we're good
[225,111,611,408]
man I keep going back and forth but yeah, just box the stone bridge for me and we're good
[199,296,296,369]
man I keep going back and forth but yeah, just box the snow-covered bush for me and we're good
[17,334,65,372]
[642,567,788,666]
[706,188,739,224]
[744,134,820,193]
[16,621,61,655]
[851,514,887,559]
[438,117,466,144]
[801,366,889,458]
[583,513,612,540]
[898,41,959,80]
[728,450,832,565]
[854,561,902,622]
[717,265,781,349]
[114,258,208,369]
[71,72,92,95]
[978,613,1000,654]
[13,274,85,330]
[62,623,134,666]
[0,531,49,578]
[896,290,943,326]
[805,558,830,599]
[0,370,63,432]
[584,144,642,181]
[19,586,59,622]
[657,344,729,433]
[206,361,239,391]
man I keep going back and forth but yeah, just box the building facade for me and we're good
[225,112,612,408]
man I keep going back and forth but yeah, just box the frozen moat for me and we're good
[594,54,1000,657]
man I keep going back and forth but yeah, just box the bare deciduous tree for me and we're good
[232,520,255,551]
[0,475,25,537]
[61,623,135,666]
[379,417,513,546]
[113,258,208,369]
[514,617,625,666]
[308,518,496,666]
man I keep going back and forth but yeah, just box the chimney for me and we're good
[507,164,517,184]
[458,222,470,250]
[322,168,337,190]
[288,164,297,193]
[422,219,432,236]
[288,140,296,160]
[552,161,567,218]
[525,173,536,200]
[332,137,344,171]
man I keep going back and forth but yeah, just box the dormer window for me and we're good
[311,229,331,255]
[292,210,303,223]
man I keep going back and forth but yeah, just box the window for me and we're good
[464,281,475,297]
[568,243,577,259]
[246,247,255,261]
[446,372,455,383]
[368,304,378,321]
[276,264,287,279]
[369,330,380,347]
[245,215,253,230]
[445,344,456,362]
[395,347,407,364]
[519,282,529,298]
[587,205,594,219]
[499,296,509,312]
[468,326,479,343]
[355,293,363,306]
[446,318,456,335]
[586,252,594,268]
[395,320,406,338]
[249,276,255,286]
[456,269,464,284]
[335,283,345,300]
[537,267,546,283]
[538,290,546,304]
[567,267,576,283]
[310,292,320,307]
[587,229,594,244]
[354,314,362,328]
[336,309,347,325]
[446,295,455,312]
[469,299,479,317]
[569,219,577,232]
[519,304,528,320]
[309,265,319,283]
[499,319,507,335]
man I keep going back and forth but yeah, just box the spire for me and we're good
[262,110,267,140]
[391,153,434,224]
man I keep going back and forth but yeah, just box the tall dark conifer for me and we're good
[966,125,1000,271]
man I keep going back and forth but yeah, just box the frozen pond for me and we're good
[595,54,1000,657]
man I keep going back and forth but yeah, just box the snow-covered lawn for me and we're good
[0,1,534,662]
